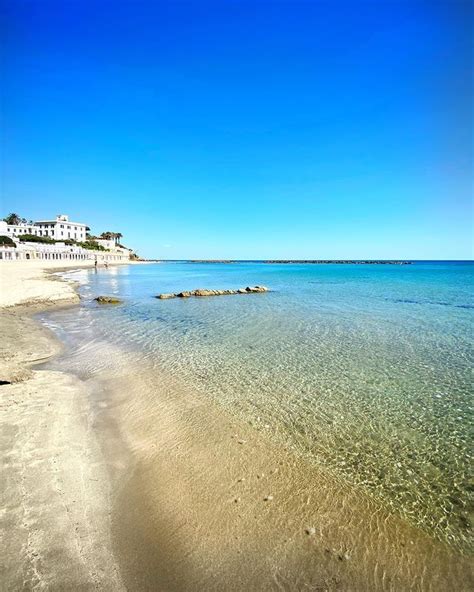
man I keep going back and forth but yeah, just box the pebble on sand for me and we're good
[305,527,316,536]
[263,495,274,501]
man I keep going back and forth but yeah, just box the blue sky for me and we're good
[1,0,472,259]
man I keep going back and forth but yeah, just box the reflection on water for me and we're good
[42,261,474,553]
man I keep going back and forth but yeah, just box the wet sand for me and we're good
[1,263,472,590]
[0,309,126,590]
[88,351,472,592]
[0,262,128,589]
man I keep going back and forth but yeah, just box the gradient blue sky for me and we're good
[1,0,472,259]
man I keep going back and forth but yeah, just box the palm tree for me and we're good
[100,231,123,245]
[3,213,21,225]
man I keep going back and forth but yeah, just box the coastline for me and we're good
[0,258,135,308]
[98,346,472,591]
[1,262,472,590]
[0,261,128,590]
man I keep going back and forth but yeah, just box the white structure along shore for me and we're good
[0,214,132,263]
[1,214,87,241]
[0,241,130,262]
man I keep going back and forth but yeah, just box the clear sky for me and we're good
[1,0,472,259]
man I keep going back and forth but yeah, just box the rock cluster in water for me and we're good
[156,286,268,299]
[95,295,122,304]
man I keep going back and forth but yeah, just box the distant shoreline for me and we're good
[147,259,414,264]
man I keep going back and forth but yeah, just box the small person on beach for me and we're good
[94,259,98,271]
[104,261,109,269]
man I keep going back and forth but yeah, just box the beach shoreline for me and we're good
[98,346,472,591]
[0,261,133,590]
[1,261,472,590]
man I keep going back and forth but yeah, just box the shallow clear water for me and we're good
[43,261,473,552]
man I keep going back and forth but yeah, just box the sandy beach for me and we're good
[0,261,127,590]
[0,259,133,308]
[1,261,472,591]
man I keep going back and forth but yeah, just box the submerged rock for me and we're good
[95,295,122,304]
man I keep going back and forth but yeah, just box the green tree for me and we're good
[0,235,16,246]
[101,231,122,244]
[3,213,21,225]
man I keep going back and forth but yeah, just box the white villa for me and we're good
[0,214,133,262]
[1,214,87,241]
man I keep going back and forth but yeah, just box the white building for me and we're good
[0,214,135,262]
[1,214,88,241]
[95,238,118,250]
[0,220,36,237]
[0,240,131,262]
[34,214,88,241]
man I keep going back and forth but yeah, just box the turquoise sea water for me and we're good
[43,261,473,552]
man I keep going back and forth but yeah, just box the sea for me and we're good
[40,260,473,554]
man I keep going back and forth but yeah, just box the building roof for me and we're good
[34,220,87,226]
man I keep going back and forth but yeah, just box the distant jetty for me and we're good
[157,286,268,299]
[189,260,237,264]
[264,260,411,265]
[182,260,411,265]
